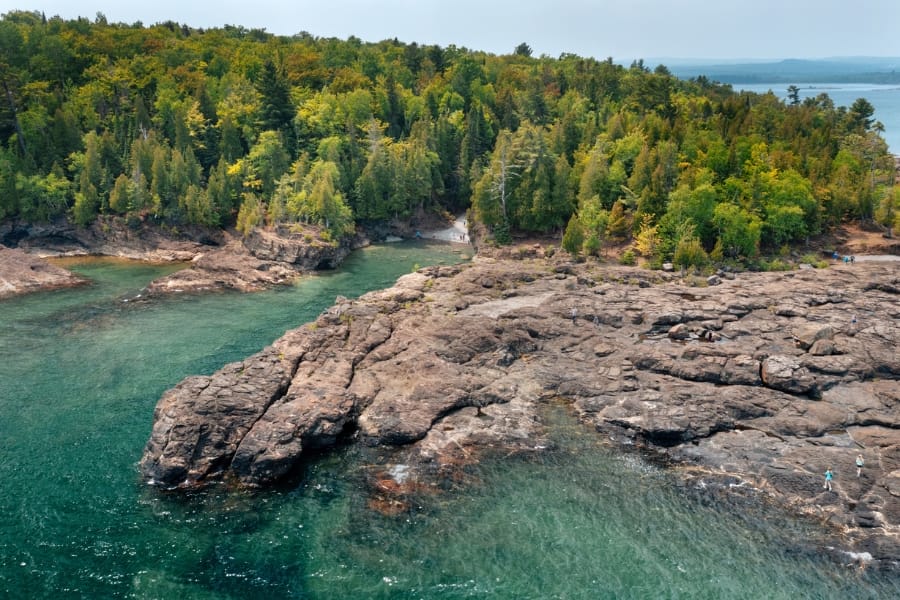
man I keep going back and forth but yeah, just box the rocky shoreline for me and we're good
[0,218,370,297]
[0,245,88,298]
[144,226,369,294]
[5,215,898,569]
[139,254,900,570]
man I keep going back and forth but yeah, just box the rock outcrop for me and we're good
[0,217,218,261]
[1,218,366,296]
[243,226,360,269]
[140,257,900,569]
[0,245,87,298]
[145,227,367,294]
[144,239,303,294]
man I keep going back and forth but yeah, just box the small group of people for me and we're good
[823,454,865,492]
[832,251,855,263]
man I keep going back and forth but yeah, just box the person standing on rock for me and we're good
[856,454,864,477]
[824,467,834,491]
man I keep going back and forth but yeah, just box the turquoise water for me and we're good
[736,83,900,153]
[0,244,897,598]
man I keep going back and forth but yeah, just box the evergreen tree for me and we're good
[257,59,295,140]
[0,11,891,261]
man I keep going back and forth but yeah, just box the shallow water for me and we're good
[0,244,897,598]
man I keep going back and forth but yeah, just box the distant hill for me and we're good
[656,57,900,84]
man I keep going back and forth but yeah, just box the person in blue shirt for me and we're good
[824,468,834,491]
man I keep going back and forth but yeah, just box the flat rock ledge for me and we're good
[140,257,900,570]
[0,245,87,299]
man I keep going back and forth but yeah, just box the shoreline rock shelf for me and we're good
[0,220,370,296]
[140,257,900,569]
[0,245,88,298]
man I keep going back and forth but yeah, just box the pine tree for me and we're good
[257,59,294,135]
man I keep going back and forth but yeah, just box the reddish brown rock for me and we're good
[140,257,900,568]
[0,245,86,299]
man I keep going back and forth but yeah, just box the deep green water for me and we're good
[0,243,897,599]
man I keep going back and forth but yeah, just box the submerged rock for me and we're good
[141,257,900,569]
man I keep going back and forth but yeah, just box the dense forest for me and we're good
[0,10,896,266]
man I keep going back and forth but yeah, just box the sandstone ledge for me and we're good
[140,257,900,569]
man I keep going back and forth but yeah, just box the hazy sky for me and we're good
[6,0,899,60]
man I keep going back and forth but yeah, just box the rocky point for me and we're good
[140,255,900,569]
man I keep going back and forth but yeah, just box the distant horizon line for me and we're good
[643,56,900,64]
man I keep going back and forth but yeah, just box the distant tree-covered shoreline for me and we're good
[0,10,895,262]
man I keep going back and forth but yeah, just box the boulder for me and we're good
[792,323,835,350]
[808,339,836,356]
[667,323,692,340]
[761,355,820,397]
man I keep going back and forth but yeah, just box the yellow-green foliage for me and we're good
[0,9,890,254]
[673,236,709,270]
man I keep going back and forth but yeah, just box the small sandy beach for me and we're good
[417,214,470,244]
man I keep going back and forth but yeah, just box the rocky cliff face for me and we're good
[140,257,900,569]
[243,226,361,269]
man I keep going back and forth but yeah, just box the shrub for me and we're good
[760,258,793,272]
[673,236,709,270]
[800,253,829,269]
[562,215,584,255]
[493,220,512,245]
[685,275,709,287]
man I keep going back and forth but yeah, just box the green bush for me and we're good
[673,236,709,270]
[800,253,829,268]
[619,249,636,265]
[493,220,512,245]
[760,258,793,272]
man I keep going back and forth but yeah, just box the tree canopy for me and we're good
[0,10,895,256]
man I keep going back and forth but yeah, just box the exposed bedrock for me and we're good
[0,245,87,298]
[141,257,900,568]
[146,226,367,294]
